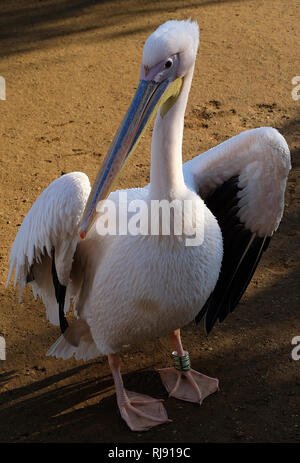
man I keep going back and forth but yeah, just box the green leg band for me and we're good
[171,351,191,371]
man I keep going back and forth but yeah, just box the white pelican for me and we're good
[7,20,291,431]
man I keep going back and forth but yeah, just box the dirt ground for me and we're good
[0,0,299,444]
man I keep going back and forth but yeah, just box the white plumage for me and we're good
[6,19,291,431]
[184,127,290,236]
[7,172,90,324]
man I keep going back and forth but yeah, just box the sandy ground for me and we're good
[0,0,299,443]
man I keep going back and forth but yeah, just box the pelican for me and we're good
[7,20,291,431]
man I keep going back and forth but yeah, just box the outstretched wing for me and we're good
[6,172,91,326]
[183,127,291,333]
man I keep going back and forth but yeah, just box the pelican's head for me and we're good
[80,19,199,238]
[142,19,199,81]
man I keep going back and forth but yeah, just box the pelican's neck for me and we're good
[149,68,194,200]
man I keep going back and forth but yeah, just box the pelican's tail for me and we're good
[46,319,100,361]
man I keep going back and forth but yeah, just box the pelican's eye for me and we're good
[164,59,173,69]
[152,54,178,83]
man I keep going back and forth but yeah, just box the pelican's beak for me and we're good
[79,76,182,238]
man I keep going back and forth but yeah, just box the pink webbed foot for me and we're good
[118,390,170,432]
[108,353,170,432]
[159,367,219,404]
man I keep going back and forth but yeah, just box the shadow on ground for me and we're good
[0,0,246,58]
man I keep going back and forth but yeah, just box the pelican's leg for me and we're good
[108,353,169,431]
[158,329,219,404]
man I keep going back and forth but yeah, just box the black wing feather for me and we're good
[195,176,271,334]
[51,249,69,334]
